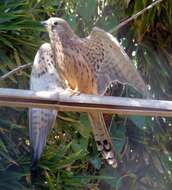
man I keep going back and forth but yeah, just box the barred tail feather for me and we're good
[29,108,57,167]
[88,111,117,168]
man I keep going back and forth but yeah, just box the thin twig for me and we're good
[110,0,164,34]
[0,63,32,81]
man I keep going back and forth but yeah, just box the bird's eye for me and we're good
[54,22,58,26]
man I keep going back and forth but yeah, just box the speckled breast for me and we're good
[54,42,97,94]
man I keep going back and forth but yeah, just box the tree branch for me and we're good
[0,63,32,81]
[110,0,164,34]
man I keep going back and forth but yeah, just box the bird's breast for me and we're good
[54,43,97,94]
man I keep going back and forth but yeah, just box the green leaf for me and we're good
[129,115,146,129]
[77,0,97,20]
[78,113,91,139]
[89,155,101,170]
[110,117,126,154]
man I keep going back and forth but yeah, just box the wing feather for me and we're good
[85,27,148,96]
[29,43,61,165]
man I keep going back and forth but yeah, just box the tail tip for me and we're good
[107,158,118,168]
[112,161,118,168]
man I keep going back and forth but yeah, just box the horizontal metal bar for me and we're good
[0,88,172,117]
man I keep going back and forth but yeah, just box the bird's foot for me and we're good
[64,87,81,96]
[70,89,81,96]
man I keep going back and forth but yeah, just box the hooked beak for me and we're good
[40,20,48,28]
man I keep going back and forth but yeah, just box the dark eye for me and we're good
[54,22,58,26]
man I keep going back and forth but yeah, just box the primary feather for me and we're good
[85,27,148,96]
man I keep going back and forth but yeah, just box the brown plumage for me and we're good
[41,17,148,168]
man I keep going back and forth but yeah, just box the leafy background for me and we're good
[0,0,172,189]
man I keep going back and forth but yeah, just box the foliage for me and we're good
[0,0,172,190]
[120,0,172,99]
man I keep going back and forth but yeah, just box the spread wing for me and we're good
[29,43,61,166]
[84,27,148,96]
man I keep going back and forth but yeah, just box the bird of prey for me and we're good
[39,17,148,168]
[29,43,65,167]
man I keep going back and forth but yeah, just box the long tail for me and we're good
[29,108,57,167]
[88,111,117,168]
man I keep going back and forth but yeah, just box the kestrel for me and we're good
[40,17,148,168]
[29,17,148,168]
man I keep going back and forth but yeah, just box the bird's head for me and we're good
[41,17,73,38]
